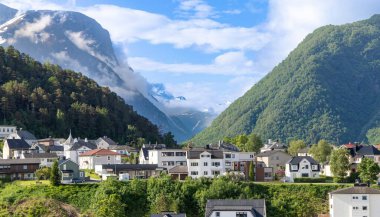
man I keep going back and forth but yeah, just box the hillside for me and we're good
[192,15,380,145]
[0,46,165,144]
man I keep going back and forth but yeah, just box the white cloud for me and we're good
[12,15,52,43]
[128,51,257,75]
[176,0,215,19]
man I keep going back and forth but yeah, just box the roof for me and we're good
[69,140,97,151]
[0,159,40,165]
[210,142,240,152]
[330,186,380,195]
[49,145,64,152]
[5,139,30,149]
[168,166,188,174]
[288,156,319,164]
[101,164,166,173]
[256,150,288,157]
[356,145,380,156]
[23,153,58,159]
[187,148,224,159]
[96,136,117,146]
[205,199,266,217]
[343,143,356,149]
[151,212,186,217]
[80,149,121,156]
[16,130,37,140]
[109,145,136,152]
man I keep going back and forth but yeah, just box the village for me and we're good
[1,125,380,217]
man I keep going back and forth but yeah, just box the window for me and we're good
[162,161,175,166]
[250,155,254,158]
[63,165,66,170]
[204,171,208,175]
[225,161,231,166]
[353,206,358,210]
[190,171,198,175]
[216,212,220,217]
[162,152,175,157]
[363,206,367,211]
[204,162,208,166]
[312,165,318,170]
[80,172,84,177]
[291,165,298,170]
[107,156,111,160]
[353,196,359,199]
[362,196,367,200]
[232,154,235,158]
[175,152,186,156]
[276,156,279,160]
[23,165,27,170]
[301,173,309,177]
[212,171,220,175]
[191,162,198,166]
[225,154,231,158]
[212,162,220,167]
[264,172,272,178]
[236,212,247,217]
[176,161,186,166]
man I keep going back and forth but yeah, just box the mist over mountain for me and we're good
[192,15,380,145]
[0,4,211,142]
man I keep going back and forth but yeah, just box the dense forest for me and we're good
[0,46,170,145]
[192,14,380,145]
[0,177,351,217]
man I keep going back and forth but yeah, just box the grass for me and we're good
[13,180,50,187]
[83,169,101,180]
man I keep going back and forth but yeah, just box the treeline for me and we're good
[0,46,173,145]
[0,177,351,217]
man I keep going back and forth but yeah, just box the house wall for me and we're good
[147,149,187,170]
[329,193,380,217]
[79,155,121,170]
[257,152,291,172]
[2,142,10,159]
[96,140,109,149]
[208,211,255,217]
[59,160,80,180]
[187,151,224,179]
[0,126,16,139]
[285,159,320,182]
[0,163,40,180]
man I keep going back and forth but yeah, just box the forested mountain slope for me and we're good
[192,15,380,145]
[0,46,165,144]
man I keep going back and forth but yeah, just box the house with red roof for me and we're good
[79,149,122,170]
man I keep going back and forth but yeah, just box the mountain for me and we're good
[0,46,167,144]
[0,5,210,142]
[192,15,380,145]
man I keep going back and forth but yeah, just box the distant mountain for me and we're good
[192,15,380,145]
[0,5,212,142]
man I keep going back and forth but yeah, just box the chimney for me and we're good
[268,139,272,144]
[85,138,88,142]
[205,144,210,149]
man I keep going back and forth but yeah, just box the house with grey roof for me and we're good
[22,152,58,167]
[2,139,31,159]
[62,132,97,164]
[256,150,291,173]
[0,158,40,180]
[96,136,118,149]
[285,156,320,182]
[7,129,37,145]
[260,139,287,153]
[0,125,16,139]
[58,159,85,183]
[151,212,186,217]
[205,199,266,217]
[329,185,380,217]
[109,144,137,156]
[95,163,166,180]
[187,147,224,179]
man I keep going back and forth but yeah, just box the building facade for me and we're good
[79,149,121,170]
[205,199,266,217]
[0,125,17,139]
[285,156,320,182]
[187,148,225,179]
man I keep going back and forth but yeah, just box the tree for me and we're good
[287,140,306,156]
[358,157,380,183]
[308,140,332,163]
[35,167,51,180]
[50,160,60,186]
[92,180,126,217]
[366,128,380,145]
[249,161,255,181]
[246,133,263,153]
[330,149,349,182]
[163,132,177,148]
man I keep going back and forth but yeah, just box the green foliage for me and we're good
[0,140,3,151]
[288,140,306,156]
[0,46,166,145]
[35,167,51,180]
[246,133,263,153]
[192,15,380,145]
[50,160,60,186]
[358,157,380,183]
[92,179,126,217]
[308,140,332,163]
[366,127,380,145]
[330,149,350,181]
[293,177,327,183]
[249,161,255,181]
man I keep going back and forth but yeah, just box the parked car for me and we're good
[71,178,84,183]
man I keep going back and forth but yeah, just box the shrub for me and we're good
[294,177,326,183]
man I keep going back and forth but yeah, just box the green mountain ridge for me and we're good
[191,14,380,145]
[0,46,166,144]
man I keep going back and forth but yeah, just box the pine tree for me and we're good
[50,160,60,186]
[249,161,255,181]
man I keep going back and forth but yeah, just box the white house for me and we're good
[109,145,137,156]
[187,148,225,178]
[143,148,187,170]
[205,199,266,217]
[285,156,320,182]
[0,125,17,139]
[79,149,121,170]
[95,136,117,149]
[62,133,97,164]
[329,185,380,217]
[138,144,166,164]
[2,139,31,159]
[7,130,37,146]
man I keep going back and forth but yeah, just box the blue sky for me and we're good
[2,0,380,113]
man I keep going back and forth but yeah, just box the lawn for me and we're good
[83,169,101,180]
[13,180,50,186]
